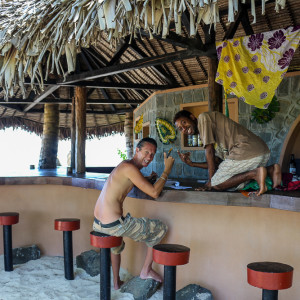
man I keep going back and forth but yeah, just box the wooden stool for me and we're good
[54,218,80,280]
[0,212,19,271]
[153,244,190,300]
[247,261,293,300]
[90,231,123,300]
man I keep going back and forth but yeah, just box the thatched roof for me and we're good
[0,0,299,138]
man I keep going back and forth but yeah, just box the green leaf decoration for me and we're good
[251,96,280,124]
[155,118,177,145]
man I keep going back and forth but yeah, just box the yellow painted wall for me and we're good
[1,185,300,300]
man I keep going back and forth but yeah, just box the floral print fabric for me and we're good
[215,26,300,109]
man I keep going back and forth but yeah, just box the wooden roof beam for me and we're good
[87,46,148,99]
[107,36,130,66]
[140,30,205,51]
[60,46,216,85]
[30,108,134,115]
[223,4,252,40]
[0,98,143,105]
[23,85,60,112]
[130,40,177,86]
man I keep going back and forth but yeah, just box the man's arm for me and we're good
[126,153,174,199]
[177,150,221,169]
[204,143,216,188]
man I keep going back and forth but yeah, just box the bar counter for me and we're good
[1,168,300,299]
[0,168,299,213]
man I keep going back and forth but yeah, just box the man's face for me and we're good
[174,115,197,135]
[136,142,157,168]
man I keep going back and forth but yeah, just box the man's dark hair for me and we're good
[173,110,193,124]
[136,137,157,150]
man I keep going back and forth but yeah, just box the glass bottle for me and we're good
[198,134,203,147]
[187,135,193,147]
[289,154,296,175]
[192,135,198,147]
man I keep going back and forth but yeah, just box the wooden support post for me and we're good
[75,86,86,174]
[70,96,76,171]
[38,104,59,169]
[124,112,134,159]
[207,57,223,113]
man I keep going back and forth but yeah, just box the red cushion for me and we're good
[153,244,190,266]
[90,231,123,248]
[0,212,19,225]
[54,218,80,231]
[247,262,293,290]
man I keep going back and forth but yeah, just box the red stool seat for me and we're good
[90,231,122,248]
[0,212,19,225]
[54,218,80,231]
[153,244,190,266]
[247,262,293,290]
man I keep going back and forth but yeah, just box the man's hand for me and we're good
[195,180,212,191]
[177,151,193,167]
[147,171,158,184]
[163,152,175,175]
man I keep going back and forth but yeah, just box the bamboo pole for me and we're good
[124,112,134,159]
[70,96,76,171]
[38,104,59,169]
[207,57,222,112]
[75,86,87,174]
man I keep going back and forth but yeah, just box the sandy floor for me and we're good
[0,256,163,300]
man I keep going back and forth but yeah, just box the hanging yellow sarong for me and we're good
[216,25,300,109]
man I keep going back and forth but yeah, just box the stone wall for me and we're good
[134,74,300,179]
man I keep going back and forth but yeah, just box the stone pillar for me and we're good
[38,104,59,169]
[124,112,134,159]
[75,86,86,174]
[207,57,223,112]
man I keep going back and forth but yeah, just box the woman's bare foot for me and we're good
[140,269,163,282]
[255,167,267,196]
[113,278,124,290]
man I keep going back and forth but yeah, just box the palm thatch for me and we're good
[0,0,288,99]
[0,0,298,139]
[0,104,124,139]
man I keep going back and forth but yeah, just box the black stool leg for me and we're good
[63,231,74,280]
[3,225,13,271]
[100,248,111,300]
[164,265,176,300]
[262,289,278,300]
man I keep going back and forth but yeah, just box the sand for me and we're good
[0,255,163,300]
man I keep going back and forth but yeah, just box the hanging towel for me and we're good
[215,25,300,109]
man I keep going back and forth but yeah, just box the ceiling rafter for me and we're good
[60,45,216,85]
[0,98,144,105]
[89,46,148,99]
[31,108,134,115]
[130,40,177,86]
[155,39,189,86]
[23,85,60,112]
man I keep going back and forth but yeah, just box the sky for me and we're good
[0,128,126,171]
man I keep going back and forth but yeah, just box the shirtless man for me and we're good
[174,110,281,195]
[93,137,174,289]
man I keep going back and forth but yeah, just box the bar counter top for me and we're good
[0,167,299,213]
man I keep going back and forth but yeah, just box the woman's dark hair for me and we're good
[173,110,193,124]
[136,137,157,150]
